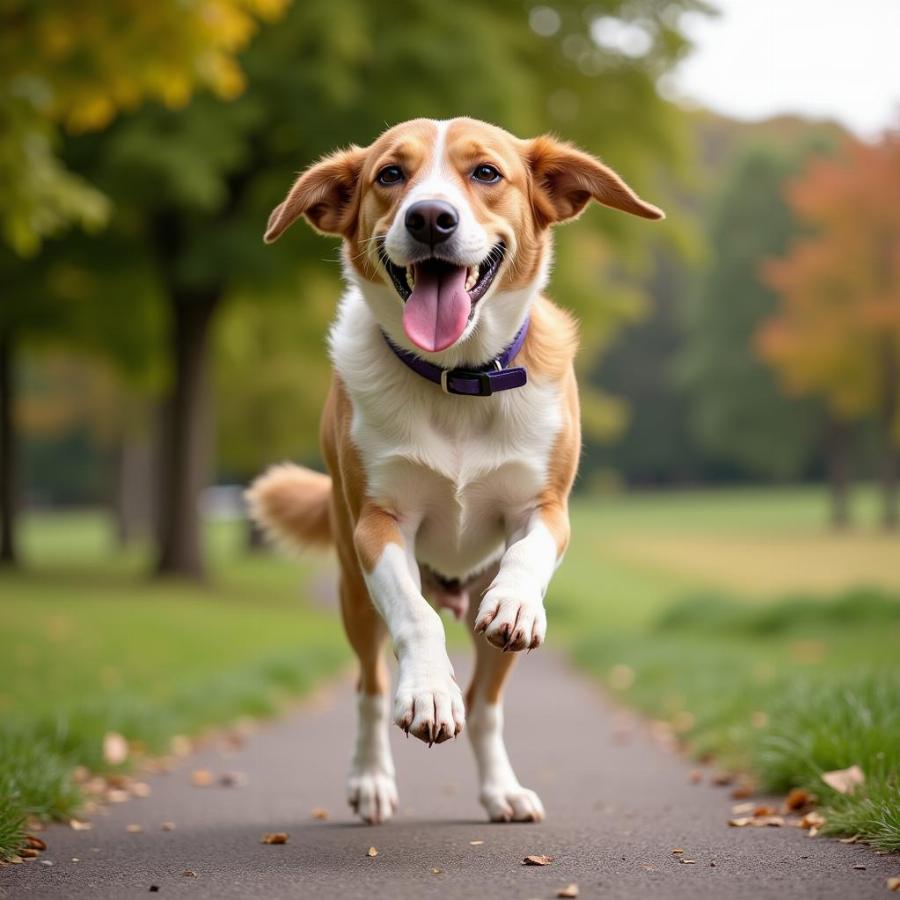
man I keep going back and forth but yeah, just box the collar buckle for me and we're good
[442,367,495,397]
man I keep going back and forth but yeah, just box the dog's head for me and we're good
[265,118,662,359]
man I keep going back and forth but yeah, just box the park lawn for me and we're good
[0,512,348,860]
[551,485,900,851]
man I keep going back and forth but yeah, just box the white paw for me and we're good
[480,784,545,822]
[474,583,546,651]
[347,769,398,824]
[393,659,466,745]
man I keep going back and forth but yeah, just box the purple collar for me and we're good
[382,318,530,397]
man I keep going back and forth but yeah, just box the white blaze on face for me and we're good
[383,120,494,353]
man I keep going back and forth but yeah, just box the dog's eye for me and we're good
[472,164,502,184]
[376,165,404,186]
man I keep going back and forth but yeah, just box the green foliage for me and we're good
[677,144,827,478]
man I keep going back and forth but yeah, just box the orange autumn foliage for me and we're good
[758,134,900,441]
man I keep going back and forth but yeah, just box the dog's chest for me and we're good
[354,382,561,578]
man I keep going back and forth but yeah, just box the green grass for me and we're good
[552,486,900,851]
[0,512,347,860]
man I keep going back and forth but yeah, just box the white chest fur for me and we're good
[329,288,562,580]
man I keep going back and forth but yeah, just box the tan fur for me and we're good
[246,463,332,550]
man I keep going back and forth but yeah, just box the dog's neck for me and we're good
[343,249,549,370]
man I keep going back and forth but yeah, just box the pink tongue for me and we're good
[402,262,471,352]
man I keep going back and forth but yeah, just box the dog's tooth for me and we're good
[405,269,415,290]
[466,266,478,291]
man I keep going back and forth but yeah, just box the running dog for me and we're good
[249,117,662,824]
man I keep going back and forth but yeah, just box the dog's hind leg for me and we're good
[337,546,397,824]
[465,566,545,823]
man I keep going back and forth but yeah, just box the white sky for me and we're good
[670,0,900,136]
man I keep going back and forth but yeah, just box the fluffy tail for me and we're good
[246,463,332,551]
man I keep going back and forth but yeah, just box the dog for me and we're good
[248,117,662,824]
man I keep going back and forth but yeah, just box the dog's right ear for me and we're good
[264,146,367,243]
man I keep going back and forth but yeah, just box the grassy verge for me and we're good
[570,588,900,850]
[550,487,900,851]
[0,512,347,860]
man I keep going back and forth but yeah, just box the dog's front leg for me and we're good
[474,504,569,652]
[355,502,465,744]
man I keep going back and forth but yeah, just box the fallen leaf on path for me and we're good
[102,732,129,766]
[106,788,130,804]
[183,870,197,878]
[711,772,734,787]
[671,848,684,855]
[729,818,752,827]
[219,772,246,788]
[730,777,755,799]
[25,836,47,851]
[261,833,289,845]
[190,770,214,788]
[126,824,142,833]
[853,864,867,870]
[839,835,861,844]
[161,821,176,831]
[19,848,39,859]
[523,855,554,866]
[785,788,813,810]
[131,782,151,799]
[732,802,755,814]
[887,876,900,892]
[69,819,92,831]
[367,847,378,858]
[431,867,443,875]
[557,884,579,898]
[753,805,777,817]
[821,765,864,796]
[680,859,696,865]
[310,808,329,821]
[469,840,484,846]
[800,811,826,831]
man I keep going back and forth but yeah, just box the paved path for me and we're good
[2,652,897,899]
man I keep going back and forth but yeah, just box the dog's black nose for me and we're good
[405,200,458,245]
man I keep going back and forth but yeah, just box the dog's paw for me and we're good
[474,585,546,652]
[480,784,545,823]
[393,662,465,745]
[347,769,398,824]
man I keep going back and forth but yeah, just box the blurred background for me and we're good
[1,0,898,861]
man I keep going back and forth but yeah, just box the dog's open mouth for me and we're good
[379,242,505,353]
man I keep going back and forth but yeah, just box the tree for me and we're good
[759,134,900,530]
[53,0,707,578]
[677,145,828,483]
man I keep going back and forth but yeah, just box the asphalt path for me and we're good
[2,651,897,899]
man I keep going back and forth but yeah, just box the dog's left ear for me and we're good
[526,136,664,227]
[264,145,367,243]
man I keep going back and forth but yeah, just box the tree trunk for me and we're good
[825,416,852,530]
[0,330,17,566]
[880,340,899,531]
[111,430,155,547]
[155,291,219,578]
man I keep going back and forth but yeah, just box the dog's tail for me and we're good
[246,463,332,551]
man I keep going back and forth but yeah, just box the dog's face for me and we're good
[265,118,662,356]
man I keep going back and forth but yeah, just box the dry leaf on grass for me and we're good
[190,770,215,788]
[102,732,129,766]
[557,884,579,898]
[310,808,329,821]
[887,876,900,892]
[261,833,289,845]
[523,855,554,866]
[821,765,865,796]
[367,847,379,858]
